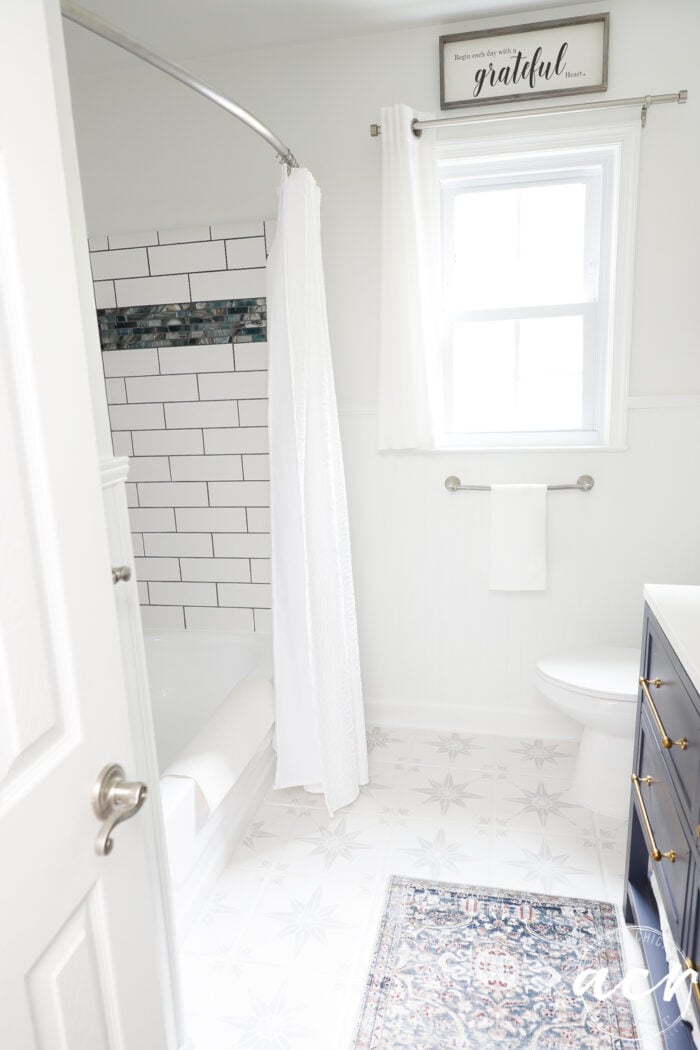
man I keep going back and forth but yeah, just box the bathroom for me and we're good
[2,0,700,1047]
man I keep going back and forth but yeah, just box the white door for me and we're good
[0,2,176,1047]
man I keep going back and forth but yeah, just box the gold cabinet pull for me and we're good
[631,773,676,862]
[684,958,700,1007]
[639,677,688,750]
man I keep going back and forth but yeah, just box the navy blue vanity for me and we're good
[625,585,700,1048]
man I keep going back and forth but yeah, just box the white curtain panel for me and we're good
[267,167,368,816]
[378,104,442,450]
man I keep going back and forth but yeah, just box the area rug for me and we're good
[353,876,638,1049]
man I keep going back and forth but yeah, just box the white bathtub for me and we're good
[144,629,275,933]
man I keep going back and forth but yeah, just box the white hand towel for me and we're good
[489,484,547,591]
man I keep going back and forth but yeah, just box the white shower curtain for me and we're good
[267,167,368,815]
[378,104,441,450]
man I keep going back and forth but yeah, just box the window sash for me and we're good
[439,151,609,445]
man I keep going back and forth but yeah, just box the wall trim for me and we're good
[364,697,581,741]
[100,455,129,487]
[627,394,700,410]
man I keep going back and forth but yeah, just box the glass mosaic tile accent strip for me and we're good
[97,298,266,351]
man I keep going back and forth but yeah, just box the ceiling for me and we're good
[63,0,592,73]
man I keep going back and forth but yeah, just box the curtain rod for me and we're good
[370,90,688,137]
[61,1,299,169]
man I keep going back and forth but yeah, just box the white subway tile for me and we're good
[213,533,270,558]
[158,225,211,244]
[218,583,271,608]
[128,507,176,532]
[109,403,165,430]
[234,342,268,371]
[189,268,266,302]
[209,481,270,507]
[238,399,268,427]
[115,274,190,308]
[141,605,185,629]
[91,247,149,281]
[149,582,217,606]
[126,374,198,403]
[126,483,138,508]
[137,581,149,604]
[251,559,271,583]
[131,533,144,556]
[102,348,159,377]
[94,281,116,309]
[108,230,158,249]
[210,220,264,240]
[242,454,269,481]
[204,427,268,454]
[170,455,243,481]
[175,507,246,532]
[181,558,250,583]
[127,456,170,482]
[158,344,233,374]
[132,429,203,456]
[134,557,181,581]
[198,371,267,401]
[112,432,133,456]
[144,533,213,557]
[138,481,208,507]
[225,238,267,269]
[254,608,272,633]
[247,507,271,532]
[88,235,108,252]
[149,240,225,276]
[185,606,255,631]
[165,401,239,429]
[105,377,126,404]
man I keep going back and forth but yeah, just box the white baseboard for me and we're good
[364,698,581,741]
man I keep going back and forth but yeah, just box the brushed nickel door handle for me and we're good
[92,763,148,856]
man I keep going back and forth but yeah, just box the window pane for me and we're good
[450,315,584,433]
[451,320,516,433]
[448,181,587,310]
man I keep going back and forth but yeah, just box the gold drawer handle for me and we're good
[639,677,688,750]
[630,773,676,863]
[684,958,700,1007]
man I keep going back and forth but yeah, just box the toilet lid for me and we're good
[536,646,640,703]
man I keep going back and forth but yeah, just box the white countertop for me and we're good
[644,584,700,695]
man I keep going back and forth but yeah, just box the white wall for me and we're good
[66,0,700,734]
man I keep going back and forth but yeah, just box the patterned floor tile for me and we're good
[179,727,635,1048]
[492,735,579,779]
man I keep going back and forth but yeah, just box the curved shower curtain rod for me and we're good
[60,1,299,170]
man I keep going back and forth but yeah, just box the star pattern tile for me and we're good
[413,772,485,815]
[426,733,485,762]
[181,729,631,1050]
[506,838,592,892]
[299,817,371,867]
[264,887,348,954]
[399,828,473,877]
[506,738,575,771]
[502,780,580,827]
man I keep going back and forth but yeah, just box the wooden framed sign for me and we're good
[440,14,609,110]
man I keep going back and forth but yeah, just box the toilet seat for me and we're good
[536,646,640,703]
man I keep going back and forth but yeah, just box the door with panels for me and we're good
[0,1,176,1047]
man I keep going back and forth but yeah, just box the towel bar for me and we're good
[445,475,594,493]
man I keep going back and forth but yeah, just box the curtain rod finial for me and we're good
[370,123,381,137]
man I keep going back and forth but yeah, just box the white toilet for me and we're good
[535,646,640,820]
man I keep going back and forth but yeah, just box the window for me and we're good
[437,122,640,448]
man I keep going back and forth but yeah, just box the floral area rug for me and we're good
[353,876,638,1049]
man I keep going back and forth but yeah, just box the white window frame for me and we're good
[435,117,641,451]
